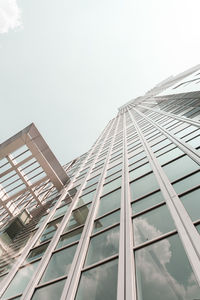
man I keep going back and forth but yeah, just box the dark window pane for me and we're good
[75,259,118,300]
[135,235,200,300]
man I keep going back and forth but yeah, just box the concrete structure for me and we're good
[0,66,200,299]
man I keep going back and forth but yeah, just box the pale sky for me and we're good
[1,0,200,164]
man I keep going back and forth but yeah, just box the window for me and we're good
[130,173,159,201]
[75,259,118,300]
[135,234,200,300]
[133,204,175,245]
[97,188,121,217]
[85,226,119,266]
[32,279,65,300]
[41,244,77,283]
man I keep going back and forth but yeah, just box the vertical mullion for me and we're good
[133,107,200,165]
[20,119,115,300]
[139,104,200,128]
[128,108,200,286]
[60,115,121,299]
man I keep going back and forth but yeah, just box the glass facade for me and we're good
[0,66,200,299]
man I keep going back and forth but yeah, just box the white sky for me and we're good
[0,0,200,164]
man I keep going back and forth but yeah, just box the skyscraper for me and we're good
[0,65,200,300]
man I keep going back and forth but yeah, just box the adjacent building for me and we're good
[0,65,200,299]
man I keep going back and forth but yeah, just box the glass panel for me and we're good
[129,163,151,181]
[64,204,91,232]
[102,177,121,195]
[173,171,200,194]
[40,217,62,243]
[157,147,184,165]
[133,205,175,245]
[93,210,120,233]
[163,155,199,182]
[187,135,200,148]
[104,170,121,184]
[56,227,83,249]
[26,243,49,262]
[97,188,121,217]
[53,205,69,220]
[75,259,118,300]
[32,279,65,300]
[2,261,39,299]
[180,188,200,221]
[129,152,146,165]
[106,164,122,177]
[132,191,164,215]
[76,191,96,208]
[85,226,119,266]
[130,173,159,201]
[135,234,200,300]
[85,175,101,188]
[41,244,77,283]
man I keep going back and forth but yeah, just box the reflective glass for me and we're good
[104,170,121,184]
[85,226,119,266]
[133,205,175,245]
[130,173,159,201]
[163,155,199,182]
[187,135,200,148]
[2,261,39,299]
[157,147,184,165]
[76,191,96,208]
[106,164,122,177]
[85,175,100,188]
[56,227,83,249]
[93,210,120,233]
[64,204,90,232]
[173,171,200,194]
[135,234,200,300]
[41,244,77,283]
[128,152,145,165]
[32,279,65,300]
[97,188,121,217]
[180,188,200,221]
[129,163,151,181]
[26,243,49,262]
[132,191,164,215]
[53,205,69,220]
[76,259,118,300]
[102,177,121,195]
[40,217,62,243]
